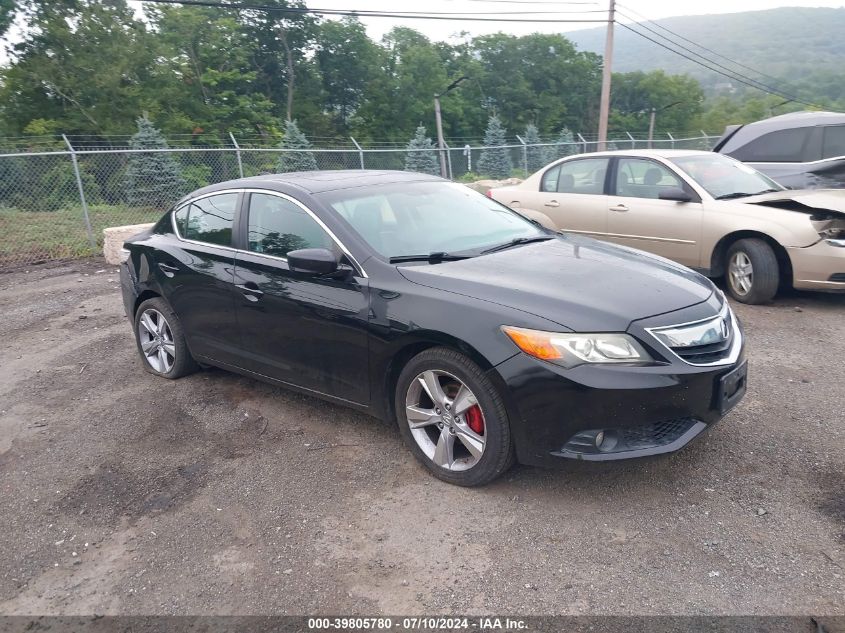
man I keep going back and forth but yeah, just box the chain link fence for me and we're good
[0,133,719,268]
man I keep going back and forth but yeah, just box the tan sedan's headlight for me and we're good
[502,326,653,368]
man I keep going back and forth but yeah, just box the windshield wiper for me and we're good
[389,252,472,264]
[715,192,755,200]
[716,188,783,201]
[480,235,553,255]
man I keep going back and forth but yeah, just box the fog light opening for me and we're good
[596,430,619,453]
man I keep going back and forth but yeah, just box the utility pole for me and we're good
[597,0,615,151]
[648,108,656,149]
[434,95,448,178]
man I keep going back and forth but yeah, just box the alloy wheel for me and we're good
[729,251,754,296]
[405,370,486,471]
[137,308,176,373]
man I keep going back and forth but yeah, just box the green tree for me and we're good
[0,1,155,136]
[0,0,16,37]
[477,115,511,179]
[125,115,186,208]
[277,119,318,172]
[149,5,276,137]
[353,27,449,143]
[470,33,602,136]
[609,71,704,136]
[404,125,439,175]
[238,0,318,125]
[315,17,381,133]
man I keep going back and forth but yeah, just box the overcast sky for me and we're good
[310,0,845,41]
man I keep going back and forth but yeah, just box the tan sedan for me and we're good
[490,150,845,304]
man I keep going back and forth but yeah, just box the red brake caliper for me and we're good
[465,405,484,435]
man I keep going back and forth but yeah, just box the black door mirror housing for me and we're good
[287,248,340,275]
[658,187,693,203]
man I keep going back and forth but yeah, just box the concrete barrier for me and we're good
[103,223,154,265]
[462,177,524,194]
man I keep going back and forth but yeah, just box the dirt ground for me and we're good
[0,257,843,616]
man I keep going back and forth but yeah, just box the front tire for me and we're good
[725,238,779,304]
[134,297,198,379]
[395,347,515,487]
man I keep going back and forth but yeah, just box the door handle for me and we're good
[157,262,179,277]
[544,200,560,208]
[236,282,263,302]
[609,204,629,212]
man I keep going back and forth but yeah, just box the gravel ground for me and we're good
[0,258,843,616]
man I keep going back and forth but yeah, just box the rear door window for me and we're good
[541,165,561,192]
[179,193,238,247]
[555,158,609,195]
[822,125,845,159]
[731,127,811,162]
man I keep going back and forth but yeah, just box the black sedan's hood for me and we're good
[397,235,714,332]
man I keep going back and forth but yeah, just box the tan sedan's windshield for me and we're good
[670,154,784,199]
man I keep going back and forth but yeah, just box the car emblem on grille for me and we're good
[720,317,730,339]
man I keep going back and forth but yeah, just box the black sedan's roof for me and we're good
[184,170,444,200]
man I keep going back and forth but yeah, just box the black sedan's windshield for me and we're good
[319,181,545,260]
[670,153,785,200]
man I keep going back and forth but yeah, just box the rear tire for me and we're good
[395,347,515,487]
[134,297,198,379]
[725,238,779,304]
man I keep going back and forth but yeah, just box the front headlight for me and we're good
[502,326,653,368]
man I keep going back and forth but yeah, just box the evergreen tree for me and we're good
[277,119,318,172]
[404,125,439,175]
[477,115,512,179]
[523,123,548,173]
[556,127,577,158]
[125,115,186,208]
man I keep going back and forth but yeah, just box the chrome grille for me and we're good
[646,300,740,366]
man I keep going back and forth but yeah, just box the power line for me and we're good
[617,3,795,91]
[615,21,821,108]
[459,0,598,4]
[141,0,610,22]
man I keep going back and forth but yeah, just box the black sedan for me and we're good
[120,170,747,486]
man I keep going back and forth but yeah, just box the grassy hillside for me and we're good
[566,7,845,102]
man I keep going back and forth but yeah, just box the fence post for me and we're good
[62,134,96,250]
[667,132,675,149]
[625,131,635,149]
[229,132,244,178]
[577,133,588,154]
[515,135,528,174]
[443,141,454,180]
[350,137,365,170]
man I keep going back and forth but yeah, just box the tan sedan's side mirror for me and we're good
[658,188,693,203]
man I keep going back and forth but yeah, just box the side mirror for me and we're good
[658,187,693,203]
[287,248,340,275]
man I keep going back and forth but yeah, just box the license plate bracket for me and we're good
[718,361,747,414]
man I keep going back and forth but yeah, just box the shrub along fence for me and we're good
[0,133,718,268]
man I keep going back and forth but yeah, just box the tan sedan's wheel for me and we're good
[728,251,754,297]
[725,238,779,304]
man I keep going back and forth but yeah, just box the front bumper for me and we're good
[492,296,747,467]
[788,239,845,292]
